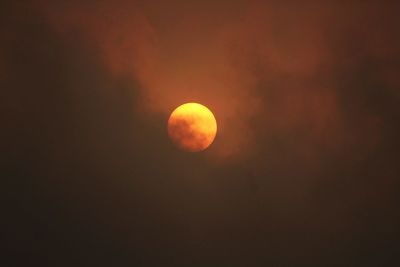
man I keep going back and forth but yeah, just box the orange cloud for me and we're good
[36,0,398,163]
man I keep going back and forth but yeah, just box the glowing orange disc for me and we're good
[167,103,217,152]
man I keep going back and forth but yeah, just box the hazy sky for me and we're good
[2,1,400,266]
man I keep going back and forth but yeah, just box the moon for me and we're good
[167,103,217,152]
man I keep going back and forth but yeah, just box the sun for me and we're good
[167,103,217,152]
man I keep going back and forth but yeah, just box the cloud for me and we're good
[35,0,399,164]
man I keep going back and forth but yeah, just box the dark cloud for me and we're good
[1,1,400,266]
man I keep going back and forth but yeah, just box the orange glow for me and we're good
[168,103,217,152]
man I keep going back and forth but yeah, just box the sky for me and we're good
[1,1,400,266]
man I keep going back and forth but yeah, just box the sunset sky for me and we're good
[2,1,400,266]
